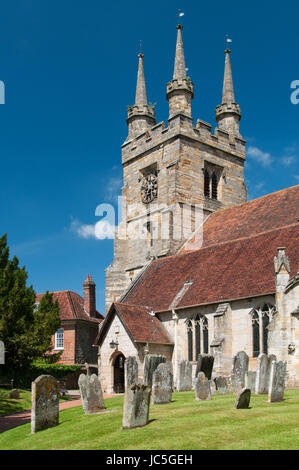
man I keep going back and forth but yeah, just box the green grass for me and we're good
[0,388,75,417]
[0,390,299,450]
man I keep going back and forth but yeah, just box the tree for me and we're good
[0,234,60,370]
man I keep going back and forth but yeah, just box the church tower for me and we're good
[105,25,247,312]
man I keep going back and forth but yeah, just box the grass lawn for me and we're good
[0,388,74,417]
[0,389,299,450]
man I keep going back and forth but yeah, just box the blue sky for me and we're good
[0,0,298,314]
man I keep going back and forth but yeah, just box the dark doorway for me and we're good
[113,353,125,393]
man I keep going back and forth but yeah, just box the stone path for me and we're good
[0,392,117,433]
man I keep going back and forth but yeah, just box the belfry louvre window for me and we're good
[250,304,276,357]
[203,163,222,201]
[204,170,210,197]
[186,315,209,360]
[55,328,64,350]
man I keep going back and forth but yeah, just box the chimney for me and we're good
[83,274,96,317]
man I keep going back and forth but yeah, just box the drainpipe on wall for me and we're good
[172,309,179,387]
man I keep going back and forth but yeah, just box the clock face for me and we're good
[141,173,158,204]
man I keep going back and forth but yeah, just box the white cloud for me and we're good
[247,146,273,166]
[70,218,115,240]
[281,155,295,166]
[105,176,122,203]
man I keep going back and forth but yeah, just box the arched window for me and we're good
[250,304,276,357]
[211,173,218,200]
[186,315,209,360]
[204,170,210,197]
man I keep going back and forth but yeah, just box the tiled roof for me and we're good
[35,291,104,323]
[123,186,299,311]
[96,302,173,346]
[182,184,299,252]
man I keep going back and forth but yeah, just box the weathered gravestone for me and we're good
[215,376,228,395]
[245,371,256,391]
[122,384,151,429]
[255,353,277,394]
[195,372,211,401]
[230,351,249,393]
[152,362,173,404]
[268,360,287,403]
[124,356,138,390]
[31,375,59,434]
[196,354,215,380]
[177,360,192,391]
[78,373,105,414]
[144,354,166,389]
[234,388,251,409]
[210,379,217,396]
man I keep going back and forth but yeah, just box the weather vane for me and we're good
[139,39,143,56]
[177,9,184,25]
[225,34,232,51]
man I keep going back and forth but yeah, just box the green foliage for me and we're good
[0,234,60,370]
[6,363,82,389]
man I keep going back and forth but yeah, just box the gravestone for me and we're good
[215,376,228,395]
[195,372,211,401]
[177,360,192,391]
[31,375,59,434]
[230,351,249,393]
[255,353,276,394]
[122,384,151,429]
[152,362,173,404]
[234,388,251,409]
[125,356,138,390]
[144,354,166,389]
[245,371,256,391]
[210,379,217,396]
[196,354,215,380]
[268,360,287,403]
[78,373,105,414]
[0,340,4,364]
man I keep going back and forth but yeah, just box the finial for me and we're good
[177,9,184,29]
[225,34,232,53]
[138,40,143,58]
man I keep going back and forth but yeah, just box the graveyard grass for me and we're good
[0,390,299,450]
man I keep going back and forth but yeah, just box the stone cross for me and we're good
[31,375,59,434]
[195,372,211,401]
[152,362,173,404]
[122,383,151,429]
[177,360,192,391]
[268,360,287,403]
[196,354,215,380]
[78,373,105,414]
[234,388,251,409]
[143,354,166,389]
[255,353,276,394]
[124,356,138,390]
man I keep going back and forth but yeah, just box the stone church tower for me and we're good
[105,25,247,312]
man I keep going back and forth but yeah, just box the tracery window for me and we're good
[250,304,277,357]
[186,315,209,361]
[203,164,222,201]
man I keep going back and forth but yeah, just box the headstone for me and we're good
[234,388,251,409]
[215,376,228,395]
[177,360,192,391]
[210,379,217,396]
[268,360,287,403]
[9,389,20,399]
[122,383,151,429]
[144,354,166,389]
[78,373,105,414]
[255,353,276,394]
[152,362,173,404]
[195,372,211,401]
[245,371,256,391]
[196,354,215,380]
[0,340,4,364]
[231,351,249,392]
[31,375,59,434]
[124,356,138,390]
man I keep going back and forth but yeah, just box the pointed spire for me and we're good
[222,49,235,104]
[173,25,186,80]
[135,53,148,106]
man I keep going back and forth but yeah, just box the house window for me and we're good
[250,304,276,357]
[186,315,209,360]
[55,328,64,349]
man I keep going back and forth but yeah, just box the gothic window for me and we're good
[203,163,222,201]
[211,173,218,199]
[204,170,210,197]
[186,315,209,360]
[250,304,276,357]
[140,165,158,204]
